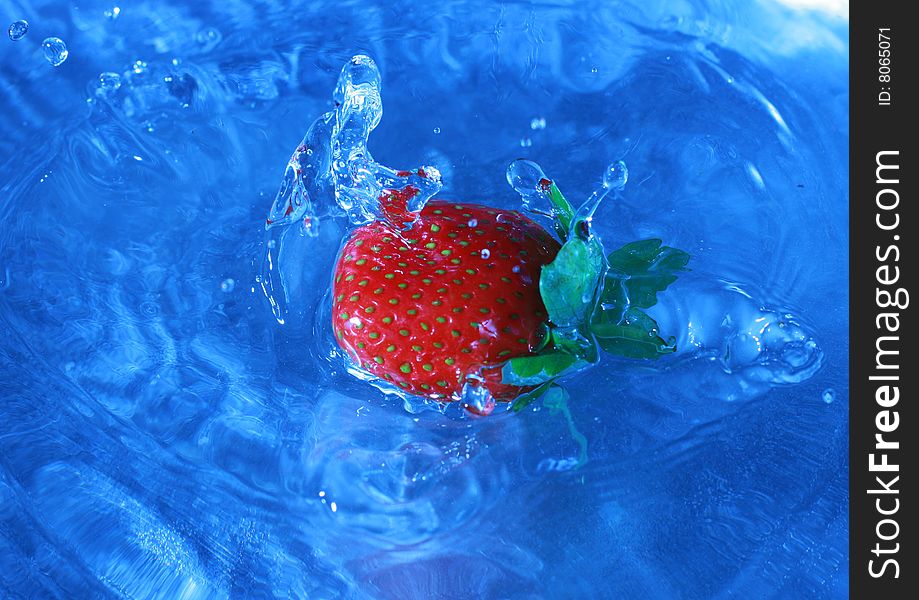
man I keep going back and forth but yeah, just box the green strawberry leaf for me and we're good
[539,238,604,328]
[509,180,689,408]
[591,307,676,358]
[501,352,588,386]
[511,381,552,412]
[551,328,600,363]
[603,239,689,309]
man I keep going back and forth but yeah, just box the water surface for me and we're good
[1,0,848,597]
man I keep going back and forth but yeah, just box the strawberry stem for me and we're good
[543,180,575,235]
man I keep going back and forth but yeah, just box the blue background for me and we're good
[1,0,848,598]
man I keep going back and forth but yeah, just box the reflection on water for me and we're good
[1,0,847,597]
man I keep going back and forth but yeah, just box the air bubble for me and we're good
[519,138,532,147]
[42,37,69,67]
[131,59,147,74]
[530,117,546,130]
[433,127,441,134]
[196,27,222,50]
[7,20,28,41]
[480,249,490,259]
[220,278,236,293]
[104,6,121,20]
[821,388,835,404]
[467,219,478,228]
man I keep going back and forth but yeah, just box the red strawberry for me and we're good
[332,199,560,407]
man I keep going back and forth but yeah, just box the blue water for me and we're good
[1,1,848,598]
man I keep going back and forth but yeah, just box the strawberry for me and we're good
[331,199,560,405]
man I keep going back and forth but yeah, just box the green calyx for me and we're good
[501,178,690,399]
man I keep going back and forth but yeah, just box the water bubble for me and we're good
[467,218,478,228]
[7,20,28,41]
[433,127,441,134]
[196,27,222,50]
[602,160,628,190]
[42,37,68,67]
[821,388,835,404]
[95,72,122,99]
[220,278,236,293]
[480,249,490,259]
[530,117,546,130]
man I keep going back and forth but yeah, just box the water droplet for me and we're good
[480,249,490,259]
[821,388,835,404]
[42,37,68,67]
[220,278,236,293]
[602,160,628,190]
[7,20,28,41]
[529,117,546,130]
[519,137,532,147]
[467,218,478,228]
[506,158,550,209]
[461,381,495,416]
[433,127,441,134]
[104,6,121,20]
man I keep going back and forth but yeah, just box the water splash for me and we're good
[648,275,825,395]
[506,157,627,236]
[260,55,442,324]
